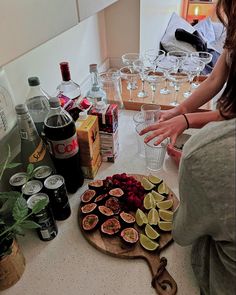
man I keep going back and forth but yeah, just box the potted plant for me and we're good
[0,146,48,290]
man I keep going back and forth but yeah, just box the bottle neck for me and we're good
[90,71,100,91]
[60,63,71,81]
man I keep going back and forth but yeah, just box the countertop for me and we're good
[2,110,200,295]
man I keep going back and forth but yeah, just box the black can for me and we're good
[27,193,58,241]
[44,175,71,221]
[9,172,28,192]
[33,165,53,182]
[22,180,43,200]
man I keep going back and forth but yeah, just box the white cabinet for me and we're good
[0,0,79,66]
[77,0,118,21]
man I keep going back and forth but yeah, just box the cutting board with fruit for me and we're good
[78,174,179,295]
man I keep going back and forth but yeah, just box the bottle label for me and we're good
[47,134,79,159]
[28,139,47,163]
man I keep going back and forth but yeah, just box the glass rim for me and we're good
[141,103,161,112]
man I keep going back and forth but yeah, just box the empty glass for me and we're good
[167,71,189,106]
[145,137,168,171]
[135,123,146,158]
[141,103,161,125]
[133,111,145,127]
[133,59,149,98]
[144,49,165,69]
[121,53,140,90]
[120,66,140,101]
[144,70,165,103]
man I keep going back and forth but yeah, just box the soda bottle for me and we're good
[26,77,50,136]
[15,104,54,170]
[43,97,84,193]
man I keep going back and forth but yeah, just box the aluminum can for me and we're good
[33,165,53,182]
[22,180,43,199]
[27,193,58,241]
[9,172,28,192]
[44,174,71,220]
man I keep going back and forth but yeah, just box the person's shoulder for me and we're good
[182,118,236,159]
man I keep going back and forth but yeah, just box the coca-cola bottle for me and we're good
[43,97,84,193]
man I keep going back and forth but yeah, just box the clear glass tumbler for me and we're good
[141,103,161,125]
[144,138,168,171]
[135,123,146,158]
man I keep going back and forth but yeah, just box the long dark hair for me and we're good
[216,0,236,119]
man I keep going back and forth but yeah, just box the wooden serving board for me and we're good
[78,175,179,295]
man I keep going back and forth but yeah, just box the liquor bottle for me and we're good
[43,97,84,193]
[86,64,107,105]
[26,77,50,136]
[15,104,54,170]
[56,62,81,121]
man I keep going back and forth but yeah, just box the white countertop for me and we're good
[2,110,200,295]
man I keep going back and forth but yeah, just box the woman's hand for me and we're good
[159,108,181,122]
[167,145,182,167]
[139,115,188,146]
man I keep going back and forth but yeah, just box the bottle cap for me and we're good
[15,104,28,114]
[89,64,98,73]
[49,97,60,108]
[95,101,106,110]
[79,111,88,120]
[60,62,71,81]
[28,77,40,86]
[80,98,91,110]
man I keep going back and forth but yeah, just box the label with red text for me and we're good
[47,134,79,159]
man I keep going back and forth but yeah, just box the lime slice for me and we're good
[151,190,165,203]
[159,209,173,222]
[144,193,156,210]
[148,208,159,225]
[157,199,173,210]
[158,182,169,196]
[158,221,172,231]
[141,177,155,191]
[140,234,159,251]
[148,174,162,185]
[135,208,148,227]
[145,224,160,240]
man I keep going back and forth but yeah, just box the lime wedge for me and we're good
[148,208,159,225]
[151,190,165,203]
[157,199,173,210]
[144,193,156,210]
[135,208,148,227]
[159,209,173,222]
[141,177,155,191]
[140,234,159,251]
[145,224,160,240]
[148,174,162,185]
[158,182,169,196]
[158,221,172,231]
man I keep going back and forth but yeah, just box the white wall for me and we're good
[105,0,140,68]
[140,0,182,52]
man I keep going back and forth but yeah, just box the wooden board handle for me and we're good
[144,255,177,295]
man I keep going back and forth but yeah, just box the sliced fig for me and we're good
[82,214,99,231]
[120,227,139,245]
[105,197,121,214]
[119,211,135,227]
[98,205,114,220]
[80,190,96,203]
[81,203,97,214]
[88,180,104,191]
[101,217,121,235]
[109,188,124,198]
[94,193,108,204]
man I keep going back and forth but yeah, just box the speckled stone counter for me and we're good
[2,110,200,295]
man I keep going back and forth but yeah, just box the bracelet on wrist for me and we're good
[182,114,189,129]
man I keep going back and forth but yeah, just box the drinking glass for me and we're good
[141,103,161,125]
[190,51,213,88]
[157,56,179,95]
[135,123,146,158]
[133,112,145,127]
[145,137,168,171]
[144,69,165,103]
[182,59,205,98]
[121,53,140,90]
[167,71,189,106]
[120,66,140,101]
[133,59,149,98]
[144,49,165,69]
[167,51,188,71]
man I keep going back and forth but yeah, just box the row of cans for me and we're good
[9,165,71,241]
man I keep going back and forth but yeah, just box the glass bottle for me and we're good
[86,64,107,105]
[26,77,50,136]
[15,104,54,170]
[43,97,84,193]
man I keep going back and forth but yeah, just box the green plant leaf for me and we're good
[0,191,21,200]
[31,198,48,214]
[13,225,25,236]
[5,163,22,169]
[0,197,17,214]
[12,196,28,221]
[26,163,34,179]
[21,220,40,229]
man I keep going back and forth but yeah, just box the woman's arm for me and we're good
[160,50,229,121]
